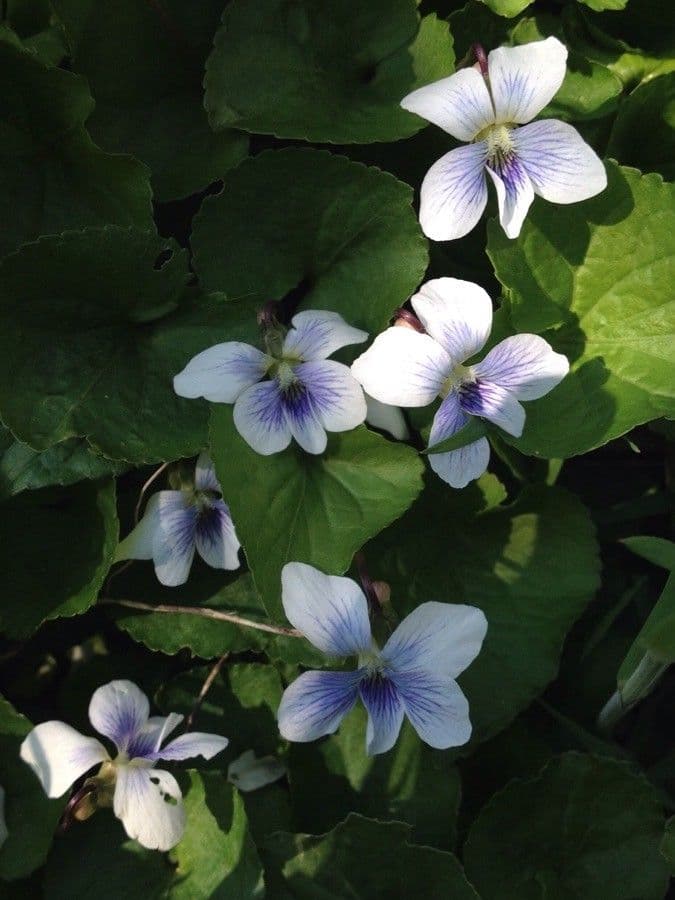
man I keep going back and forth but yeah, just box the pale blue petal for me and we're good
[393,670,472,749]
[277,670,362,742]
[284,310,367,361]
[281,562,372,656]
[149,732,229,762]
[383,602,487,679]
[459,379,525,437]
[473,334,569,401]
[486,155,535,240]
[359,674,405,755]
[152,491,198,586]
[195,500,241,570]
[419,143,489,242]
[294,360,367,435]
[233,380,292,455]
[88,680,149,752]
[427,393,490,489]
[173,341,270,403]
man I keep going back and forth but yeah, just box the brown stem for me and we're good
[135,462,169,524]
[185,654,228,731]
[99,597,302,638]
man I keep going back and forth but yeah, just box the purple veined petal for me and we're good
[173,341,270,403]
[152,491,198,587]
[392,670,472,750]
[293,360,367,435]
[284,310,368,361]
[194,499,241,571]
[359,674,405,755]
[126,713,184,760]
[277,669,362,743]
[194,451,221,493]
[488,37,568,125]
[459,379,525,437]
[418,143,489,242]
[281,562,372,656]
[365,394,410,441]
[149,731,228,762]
[427,393,491,489]
[233,380,292,456]
[88,680,150,753]
[514,119,607,204]
[113,765,185,851]
[411,278,493,365]
[401,67,495,142]
[20,721,108,798]
[473,334,569,401]
[281,381,328,455]
[383,602,487,680]
[114,493,160,563]
[351,327,452,408]
[486,155,535,240]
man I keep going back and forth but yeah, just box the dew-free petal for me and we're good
[149,731,229,762]
[393,670,472,750]
[88,680,150,752]
[194,499,241,571]
[233,380,293,455]
[411,277,493,364]
[277,670,362,742]
[401,67,495,142]
[460,380,526,437]
[114,766,185,852]
[486,158,535,240]
[418,143,489,242]
[359,675,405,756]
[473,333,569,401]
[281,562,372,656]
[152,491,198,586]
[20,721,108,798]
[427,393,491,489]
[294,360,367,434]
[488,37,568,125]
[173,341,270,403]
[284,310,368,361]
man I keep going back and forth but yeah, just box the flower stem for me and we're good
[597,652,668,733]
[99,597,302,638]
[185,654,229,731]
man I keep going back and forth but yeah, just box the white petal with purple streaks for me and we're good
[428,393,491,488]
[383,602,487,680]
[284,310,367,361]
[488,37,568,125]
[281,562,372,656]
[474,334,570,400]
[283,384,328,455]
[194,500,241,570]
[89,680,150,751]
[351,327,451,407]
[20,721,108,798]
[173,341,270,403]
[411,277,493,364]
[460,379,526,437]
[359,675,405,755]
[295,360,367,434]
[418,143,489,242]
[150,731,229,762]
[514,119,607,204]
[233,380,292,455]
[486,156,535,240]
[393,670,472,749]
[277,670,362,742]
[152,491,198,586]
[400,67,495,142]
[114,765,185,852]
[194,451,220,493]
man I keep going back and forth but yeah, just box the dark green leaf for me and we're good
[204,0,454,143]
[263,814,479,899]
[464,753,669,900]
[0,695,63,880]
[622,536,675,572]
[0,478,117,638]
[607,74,675,179]
[192,148,428,336]
[52,0,247,201]
[0,227,262,463]
[423,417,488,455]
[210,412,424,622]
[0,42,152,258]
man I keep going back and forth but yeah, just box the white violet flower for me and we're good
[20,680,228,851]
[174,310,368,456]
[400,37,607,240]
[351,277,569,488]
[115,452,240,587]
[277,562,487,755]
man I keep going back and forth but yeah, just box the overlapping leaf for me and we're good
[488,163,675,459]
[51,0,247,200]
[0,42,152,258]
[204,0,454,143]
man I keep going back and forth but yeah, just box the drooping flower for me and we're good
[351,277,569,488]
[115,452,240,587]
[400,37,607,241]
[20,680,228,851]
[174,310,368,456]
[277,562,487,755]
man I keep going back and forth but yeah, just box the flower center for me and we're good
[440,363,473,399]
[358,644,385,675]
[475,123,515,168]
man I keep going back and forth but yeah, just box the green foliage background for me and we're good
[0,0,673,896]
